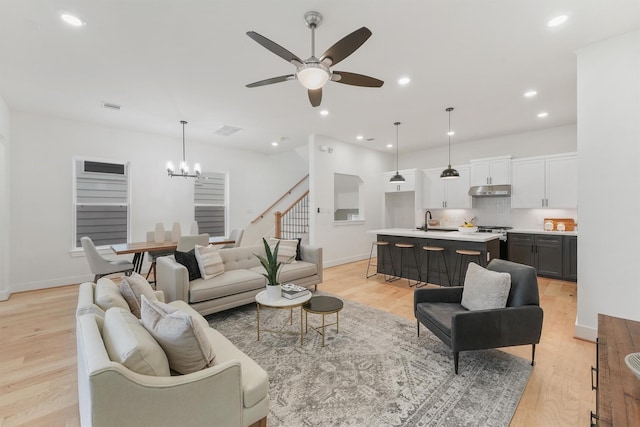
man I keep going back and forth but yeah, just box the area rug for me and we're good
[206,292,532,427]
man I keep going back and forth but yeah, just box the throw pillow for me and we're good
[102,307,170,376]
[140,295,216,374]
[268,238,298,264]
[174,249,202,281]
[194,244,225,280]
[461,262,511,311]
[120,273,157,318]
[95,277,130,312]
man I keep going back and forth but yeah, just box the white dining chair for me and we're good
[80,236,134,282]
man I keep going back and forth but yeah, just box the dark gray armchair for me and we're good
[414,258,544,374]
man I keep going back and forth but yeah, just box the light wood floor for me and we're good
[0,260,595,426]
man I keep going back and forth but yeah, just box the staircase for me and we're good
[275,192,309,242]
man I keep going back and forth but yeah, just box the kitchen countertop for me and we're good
[368,228,501,242]
[508,228,578,236]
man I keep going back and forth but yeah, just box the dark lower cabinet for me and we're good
[563,236,578,281]
[508,233,575,281]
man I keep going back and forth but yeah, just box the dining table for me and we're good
[110,236,234,273]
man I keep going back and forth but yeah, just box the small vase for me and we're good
[171,222,181,242]
[154,223,165,243]
[266,284,281,301]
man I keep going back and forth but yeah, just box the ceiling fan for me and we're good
[245,11,384,107]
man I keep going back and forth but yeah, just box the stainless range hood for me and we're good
[468,185,511,197]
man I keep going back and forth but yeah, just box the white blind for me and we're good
[195,172,225,205]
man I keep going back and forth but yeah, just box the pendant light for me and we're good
[167,120,202,178]
[389,121,405,183]
[441,107,460,179]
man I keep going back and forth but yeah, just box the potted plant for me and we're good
[255,238,284,300]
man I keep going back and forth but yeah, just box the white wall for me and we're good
[399,124,577,170]
[575,30,640,340]
[0,96,10,300]
[8,111,308,295]
[309,135,392,267]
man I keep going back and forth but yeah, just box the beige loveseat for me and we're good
[156,243,323,316]
[76,279,269,427]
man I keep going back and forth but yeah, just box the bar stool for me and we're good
[420,246,451,287]
[395,243,420,287]
[366,241,396,281]
[453,249,483,286]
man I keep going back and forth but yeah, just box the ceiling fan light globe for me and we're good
[296,63,330,89]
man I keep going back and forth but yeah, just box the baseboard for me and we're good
[323,253,369,268]
[0,289,9,301]
[9,274,93,296]
[574,321,597,342]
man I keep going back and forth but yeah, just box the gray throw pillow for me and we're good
[461,262,511,311]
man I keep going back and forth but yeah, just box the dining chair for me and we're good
[80,236,134,282]
[145,231,174,282]
[221,229,244,249]
[177,233,210,252]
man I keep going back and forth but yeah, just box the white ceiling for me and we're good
[1,1,639,154]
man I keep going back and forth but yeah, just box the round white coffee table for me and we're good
[255,290,312,345]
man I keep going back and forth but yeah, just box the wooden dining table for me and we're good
[110,236,234,273]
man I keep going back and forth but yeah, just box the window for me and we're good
[194,172,226,237]
[74,159,129,248]
[333,173,364,221]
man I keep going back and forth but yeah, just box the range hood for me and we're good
[468,185,511,197]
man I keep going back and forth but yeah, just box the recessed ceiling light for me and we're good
[524,90,537,98]
[537,112,549,118]
[398,77,411,85]
[386,144,393,148]
[356,135,364,140]
[447,131,455,136]
[60,13,85,27]
[547,15,568,27]
[320,110,329,116]
[271,141,278,147]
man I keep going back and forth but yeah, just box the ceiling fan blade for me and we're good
[332,71,384,87]
[319,27,372,67]
[308,88,322,107]
[246,31,302,64]
[246,75,295,88]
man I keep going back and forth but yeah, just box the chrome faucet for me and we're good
[425,210,432,231]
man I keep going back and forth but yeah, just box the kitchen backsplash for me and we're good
[422,197,577,230]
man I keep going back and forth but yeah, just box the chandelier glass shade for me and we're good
[167,120,201,178]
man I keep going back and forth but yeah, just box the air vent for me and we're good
[84,161,125,175]
[102,101,121,110]
[214,125,242,136]
[366,138,375,142]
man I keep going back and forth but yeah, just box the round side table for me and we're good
[302,296,344,347]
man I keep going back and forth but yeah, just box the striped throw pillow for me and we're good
[194,244,225,280]
[268,238,298,264]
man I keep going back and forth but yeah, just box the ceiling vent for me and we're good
[214,125,242,136]
[102,101,121,110]
[366,138,375,142]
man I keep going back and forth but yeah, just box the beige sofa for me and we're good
[76,279,269,427]
[156,243,323,316]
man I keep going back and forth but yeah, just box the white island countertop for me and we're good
[368,228,501,243]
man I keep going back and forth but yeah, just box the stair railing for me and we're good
[251,174,309,224]
[275,191,309,239]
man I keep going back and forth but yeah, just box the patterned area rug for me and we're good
[206,292,532,427]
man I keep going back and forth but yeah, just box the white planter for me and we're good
[265,284,281,301]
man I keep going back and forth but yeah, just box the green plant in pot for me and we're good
[255,238,283,300]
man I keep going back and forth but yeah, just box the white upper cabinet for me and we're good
[422,165,471,209]
[511,153,577,208]
[470,156,511,186]
[383,169,417,193]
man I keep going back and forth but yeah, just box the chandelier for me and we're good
[167,120,201,178]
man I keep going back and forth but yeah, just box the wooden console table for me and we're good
[591,314,640,426]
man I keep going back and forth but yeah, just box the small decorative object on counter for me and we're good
[557,222,566,231]
[544,220,554,231]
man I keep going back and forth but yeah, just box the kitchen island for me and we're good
[368,228,501,286]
